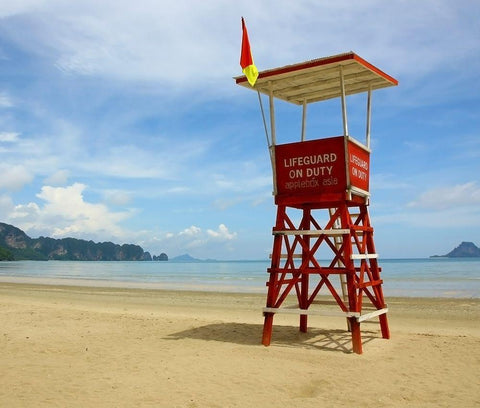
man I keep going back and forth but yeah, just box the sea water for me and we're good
[0,258,478,298]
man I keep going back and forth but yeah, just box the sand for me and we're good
[0,282,479,407]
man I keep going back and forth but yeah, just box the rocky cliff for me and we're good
[0,222,160,261]
[431,241,480,258]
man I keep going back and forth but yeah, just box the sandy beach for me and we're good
[1,282,479,407]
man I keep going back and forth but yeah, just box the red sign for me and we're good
[274,137,346,197]
[274,136,370,199]
[347,140,370,192]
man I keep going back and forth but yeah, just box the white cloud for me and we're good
[3,1,477,89]
[0,93,14,107]
[373,206,480,229]
[0,164,33,191]
[91,145,177,179]
[207,224,237,240]
[103,189,133,206]
[0,194,14,215]
[10,201,40,221]
[7,183,131,240]
[148,223,238,256]
[43,169,69,186]
[408,182,480,210]
[0,1,49,18]
[0,132,19,142]
[179,225,201,237]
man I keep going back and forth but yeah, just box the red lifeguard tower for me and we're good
[235,52,398,354]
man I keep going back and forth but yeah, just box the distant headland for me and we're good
[0,222,168,261]
[431,241,480,258]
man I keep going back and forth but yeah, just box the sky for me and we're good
[0,0,479,260]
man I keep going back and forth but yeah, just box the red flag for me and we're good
[240,17,258,86]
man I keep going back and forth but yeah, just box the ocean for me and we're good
[0,258,479,298]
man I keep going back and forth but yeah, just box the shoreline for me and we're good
[1,282,479,407]
[0,274,478,298]
[0,275,267,293]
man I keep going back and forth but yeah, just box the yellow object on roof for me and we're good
[235,52,398,105]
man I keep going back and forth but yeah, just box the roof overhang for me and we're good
[234,52,398,105]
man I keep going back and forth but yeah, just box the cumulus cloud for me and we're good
[153,223,238,255]
[179,225,202,237]
[0,132,19,142]
[7,183,131,240]
[0,194,14,215]
[0,164,33,191]
[373,182,480,229]
[43,169,69,186]
[408,182,480,210]
[207,224,237,240]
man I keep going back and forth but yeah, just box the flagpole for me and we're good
[257,90,271,149]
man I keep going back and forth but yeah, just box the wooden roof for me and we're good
[235,52,398,105]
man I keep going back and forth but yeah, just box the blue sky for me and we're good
[0,1,479,259]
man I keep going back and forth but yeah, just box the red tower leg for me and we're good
[262,313,274,346]
[350,318,363,354]
[299,264,309,333]
[379,314,390,339]
[299,314,308,333]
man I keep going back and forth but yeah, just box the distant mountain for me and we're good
[431,241,480,258]
[0,222,160,261]
[170,253,201,262]
[170,254,219,262]
[152,253,168,261]
[0,246,14,261]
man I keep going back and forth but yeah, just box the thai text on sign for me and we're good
[274,137,347,196]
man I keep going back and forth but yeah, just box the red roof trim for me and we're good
[352,54,398,86]
[235,52,398,86]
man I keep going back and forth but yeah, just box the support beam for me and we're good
[301,99,307,141]
[339,65,349,136]
[269,82,278,195]
[366,85,372,149]
[269,83,276,146]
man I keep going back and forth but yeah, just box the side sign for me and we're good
[347,140,370,192]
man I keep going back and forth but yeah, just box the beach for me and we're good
[1,282,479,407]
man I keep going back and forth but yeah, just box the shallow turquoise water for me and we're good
[0,258,478,298]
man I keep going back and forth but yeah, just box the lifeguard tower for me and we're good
[235,52,398,354]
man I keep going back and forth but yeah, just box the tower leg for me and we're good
[262,313,274,346]
[379,314,390,339]
[299,269,309,333]
[350,318,363,354]
[300,314,308,333]
[299,208,310,333]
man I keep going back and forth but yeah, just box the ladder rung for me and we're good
[269,254,302,259]
[273,229,349,236]
[263,307,360,318]
[263,306,388,323]
[351,253,378,260]
[356,308,388,322]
